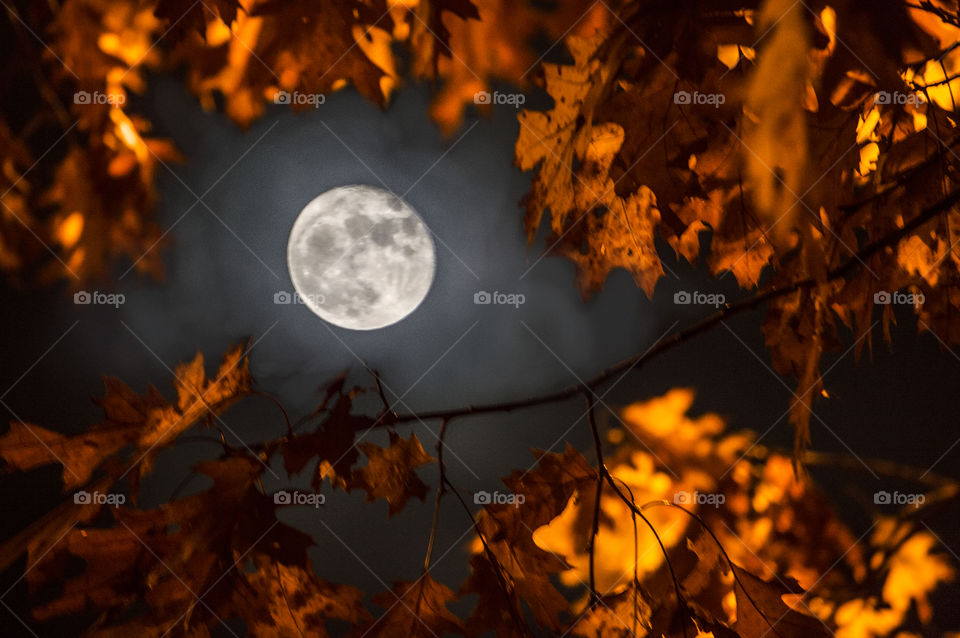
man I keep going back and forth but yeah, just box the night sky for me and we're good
[2,75,960,634]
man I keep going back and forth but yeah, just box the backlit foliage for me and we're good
[512,0,960,455]
[0,360,954,636]
[2,0,960,636]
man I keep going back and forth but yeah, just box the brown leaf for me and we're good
[426,0,606,133]
[518,67,668,298]
[29,456,259,620]
[732,565,831,637]
[28,454,317,633]
[233,563,370,638]
[552,185,664,299]
[459,552,524,638]
[154,0,243,42]
[463,444,595,632]
[515,34,610,241]
[569,587,652,637]
[363,575,465,637]
[42,144,167,282]
[409,0,480,78]
[743,0,812,246]
[276,378,375,491]
[350,431,434,515]
[0,345,251,490]
[762,288,830,459]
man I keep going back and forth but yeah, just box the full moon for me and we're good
[286,185,436,330]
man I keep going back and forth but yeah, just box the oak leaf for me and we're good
[408,0,480,78]
[233,562,370,638]
[350,431,434,515]
[732,566,831,637]
[0,345,251,490]
[364,575,465,637]
[154,0,243,42]
[276,375,376,491]
[463,444,595,632]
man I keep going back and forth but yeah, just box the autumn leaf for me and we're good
[350,431,434,515]
[364,575,465,637]
[28,456,256,620]
[515,36,669,298]
[463,444,595,632]
[732,566,831,638]
[743,0,812,246]
[552,183,664,300]
[569,587,652,637]
[876,523,956,623]
[42,144,174,282]
[232,562,371,638]
[154,0,243,42]
[0,344,251,489]
[275,375,376,491]
[408,0,480,78]
[172,342,253,415]
[515,33,610,242]
[427,0,607,133]
[27,455,319,633]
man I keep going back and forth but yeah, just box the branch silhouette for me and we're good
[383,188,960,427]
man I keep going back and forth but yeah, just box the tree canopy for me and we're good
[1,0,960,636]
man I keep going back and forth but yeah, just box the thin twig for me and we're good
[251,390,293,437]
[365,364,393,418]
[609,475,646,637]
[585,392,605,607]
[422,419,449,571]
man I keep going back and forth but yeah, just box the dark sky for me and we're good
[2,75,960,634]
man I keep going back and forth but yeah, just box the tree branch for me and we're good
[390,189,960,426]
[584,391,690,638]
